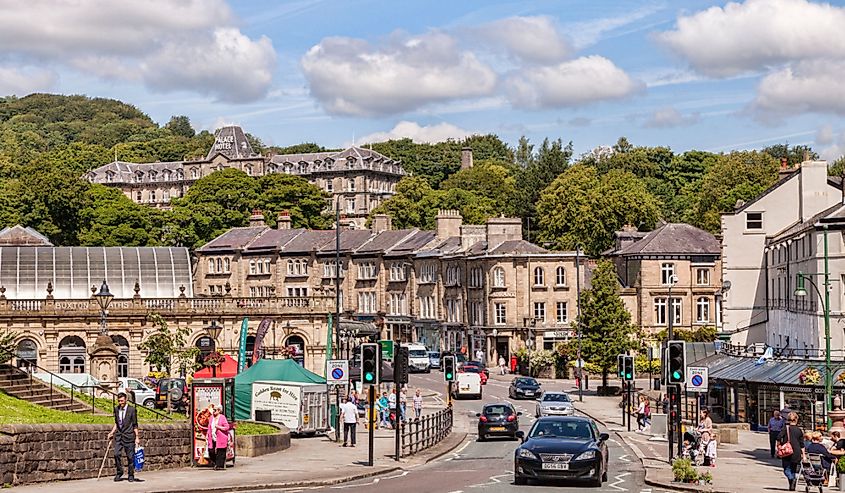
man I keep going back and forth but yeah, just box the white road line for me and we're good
[618,453,631,463]
[609,471,630,491]
[330,471,409,489]
[468,472,514,488]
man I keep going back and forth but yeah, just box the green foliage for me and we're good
[536,165,661,255]
[763,143,818,167]
[0,329,17,364]
[441,159,518,215]
[578,260,637,386]
[654,326,717,343]
[672,458,698,482]
[829,156,845,178]
[684,151,779,233]
[236,422,281,436]
[164,115,195,138]
[271,142,330,154]
[77,185,159,246]
[513,348,556,377]
[635,356,660,374]
[138,314,196,375]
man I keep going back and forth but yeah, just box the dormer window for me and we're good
[105,171,115,183]
[149,171,157,182]
[190,167,199,179]
[162,170,171,181]
[134,171,144,182]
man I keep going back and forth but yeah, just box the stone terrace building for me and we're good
[605,223,723,340]
[86,126,405,228]
[195,210,585,365]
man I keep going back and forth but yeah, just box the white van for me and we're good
[405,344,431,373]
[119,377,156,408]
[453,372,482,400]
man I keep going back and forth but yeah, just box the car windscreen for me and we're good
[409,350,428,357]
[428,352,440,357]
[515,378,538,386]
[463,367,480,373]
[484,405,514,416]
[529,420,593,440]
[542,393,570,402]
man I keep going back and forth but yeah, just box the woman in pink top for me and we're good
[206,405,232,470]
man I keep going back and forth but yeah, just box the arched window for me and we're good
[162,170,171,181]
[246,335,256,364]
[285,335,305,367]
[208,258,215,273]
[216,258,223,273]
[556,266,566,286]
[134,171,144,182]
[16,338,38,370]
[150,190,156,202]
[176,169,184,180]
[533,267,545,286]
[224,258,230,273]
[492,267,505,288]
[136,191,142,202]
[244,165,253,176]
[191,167,199,179]
[111,335,129,378]
[149,171,157,182]
[58,336,86,373]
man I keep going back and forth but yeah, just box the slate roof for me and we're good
[0,225,53,246]
[281,230,335,254]
[243,228,304,252]
[198,227,268,253]
[611,223,720,256]
[354,229,417,255]
[270,146,405,176]
[206,126,259,160]
[386,230,437,257]
[487,240,548,255]
[317,230,373,254]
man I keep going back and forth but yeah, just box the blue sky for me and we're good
[2,0,845,159]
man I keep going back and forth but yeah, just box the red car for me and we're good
[461,365,488,384]
[463,361,490,379]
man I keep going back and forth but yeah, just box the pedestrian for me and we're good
[498,356,507,375]
[806,432,834,482]
[662,394,669,415]
[697,409,713,435]
[340,395,358,447]
[399,387,408,423]
[108,392,141,482]
[777,411,806,491]
[377,391,390,428]
[830,430,845,458]
[700,430,717,467]
[388,387,397,428]
[643,397,651,430]
[636,395,646,431]
[767,409,785,458]
[413,388,423,420]
[475,348,484,365]
[206,404,232,470]
[350,389,359,405]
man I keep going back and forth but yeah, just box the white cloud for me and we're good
[301,31,496,116]
[0,66,58,95]
[644,106,700,128]
[355,121,473,145]
[475,16,569,64]
[753,60,845,116]
[505,56,641,109]
[0,0,276,102]
[817,125,835,146]
[657,0,845,77]
[567,3,665,50]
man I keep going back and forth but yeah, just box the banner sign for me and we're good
[237,318,249,373]
[251,318,273,365]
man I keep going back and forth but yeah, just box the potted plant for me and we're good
[837,456,845,491]
[672,458,698,483]
[699,470,713,485]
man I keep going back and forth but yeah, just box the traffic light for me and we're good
[361,343,380,385]
[623,355,635,381]
[395,346,409,385]
[617,354,625,378]
[443,355,456,382]
[667,341,686,384]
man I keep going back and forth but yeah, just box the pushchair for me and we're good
[682,430,702,465]
[800,454,826,493]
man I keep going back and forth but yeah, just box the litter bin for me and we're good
[653,378,661,391]
[255,410,272,423]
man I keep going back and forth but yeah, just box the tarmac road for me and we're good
[259,372,657,493]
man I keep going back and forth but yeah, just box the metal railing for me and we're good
[721,342,845,361]
[400,406,453,457]
[11,362,173,420]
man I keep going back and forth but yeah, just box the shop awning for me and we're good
[700,353,845,387]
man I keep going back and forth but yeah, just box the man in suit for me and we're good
[108,392,142,482]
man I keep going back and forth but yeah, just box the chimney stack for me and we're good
[276,210,292,229]
[436,209,463,239]
[249,209,266,228]
[460,147,473,170]
[372,214,392,234]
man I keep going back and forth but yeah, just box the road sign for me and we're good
[379,340,394,361]
[686,366,708,393]
[326,359,349,385]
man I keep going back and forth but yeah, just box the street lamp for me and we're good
[795,269,832,427]
[575,245,583,402]
[524,318,537,377]
[94,280,114,336]
[666,274,679,342]
[205,321,223,377]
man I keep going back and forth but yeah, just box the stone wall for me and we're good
[235,423,290,457]
[0,422,190,486]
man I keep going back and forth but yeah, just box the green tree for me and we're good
[829,156,845,178]
[536,165,661,255]
[137,314,197,375]
[763,144,818,167]
[441,159,518,215]
[654,326,717,343]
[577,260,637,387]
[164,115,195,138]
[514,137,574,236]
[0,329,17,364]
[255,173,332,229]
[271,143,329,154]
[77,185,158,246]
[685,151,779,233]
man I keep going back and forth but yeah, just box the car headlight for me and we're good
[574,450,596,461]
[517,448,539,460]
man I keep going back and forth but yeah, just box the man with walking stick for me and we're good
[108,392,142,482]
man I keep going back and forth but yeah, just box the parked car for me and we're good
[460,365,488,384]
[428,351,441,370]
[155,377,189,411]
[477,402,520,441]
[509,377,541,399]
[535,391,574,417]
[118,377,156,409]
[514,416,609,486]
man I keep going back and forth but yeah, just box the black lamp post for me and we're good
[94,280,114,336]
[205,321,223,377]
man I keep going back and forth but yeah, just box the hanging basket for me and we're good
[799,367,821,385]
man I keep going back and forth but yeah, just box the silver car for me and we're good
[535,391,574,417]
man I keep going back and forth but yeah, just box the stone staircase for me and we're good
[0,364,95,413]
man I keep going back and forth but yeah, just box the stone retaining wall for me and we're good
[235,422,291,457]
[0,422,191,486]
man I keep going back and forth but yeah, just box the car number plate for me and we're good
[524,391,533,396]
[542,463,569,470]
[489,426,506,431]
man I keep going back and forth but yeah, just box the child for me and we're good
[701,431,717,467]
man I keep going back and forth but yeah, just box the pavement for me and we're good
[9,400,467,493]
[569,378,789,493]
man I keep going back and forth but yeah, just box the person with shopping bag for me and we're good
[108,392,142,482]
[777,412,806,491]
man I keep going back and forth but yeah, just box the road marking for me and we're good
[468,472,514,488]
[609,471,630,491]
[617,453,631,463]
[329,471,409,489]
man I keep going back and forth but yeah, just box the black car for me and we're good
[509,377,541,399]
[155,377,189,411]
[514,416,609,486]
[477,403,521,441]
